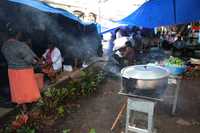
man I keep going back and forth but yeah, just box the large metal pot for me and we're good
[121,65,169,91]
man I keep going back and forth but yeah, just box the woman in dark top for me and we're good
[1,31,41,112]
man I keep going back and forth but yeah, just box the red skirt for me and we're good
[8,68,41,104]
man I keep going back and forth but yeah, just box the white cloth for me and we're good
[115,50,123,57]
[43,47,62,71]
[116,31,123,39]
[198,32,200,43]
[63,65,73,72]
[113,37,129,51]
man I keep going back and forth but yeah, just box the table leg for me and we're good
[172,78,181,115]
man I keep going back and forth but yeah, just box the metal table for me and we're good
[168,75,182,115]
[119,75,182,133]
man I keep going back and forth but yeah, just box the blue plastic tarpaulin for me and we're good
[8,0,81,23]
[118,0,200,28]
[98,19,127,34]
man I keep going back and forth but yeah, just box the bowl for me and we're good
[165,65,186,75]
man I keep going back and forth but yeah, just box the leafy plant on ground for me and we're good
[79,70,105,96]
[57,105,65,117]
[37,87,69,115]
[62,129,70,133]
[0,126,12,133]
[89,128,96,133]
[1,70,106,132]
[1,123,36,133]
[0,96,4,101]
[16,125,36,133]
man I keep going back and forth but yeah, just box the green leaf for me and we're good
[89,128,96,133]
[63,129,70,133]
[57,106,65,116]
[80,70,86,77]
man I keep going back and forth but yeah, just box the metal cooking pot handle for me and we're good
[121,68,130,79]
[121,68,125,74]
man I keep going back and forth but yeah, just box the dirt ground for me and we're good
[42,77,200,133]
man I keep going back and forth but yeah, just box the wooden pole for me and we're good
[111,98,127,131]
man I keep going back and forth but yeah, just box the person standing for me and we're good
[123,41,136,66]
[1,31,40,112]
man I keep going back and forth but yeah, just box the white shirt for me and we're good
[113,37,129,51]
[116,31,123,39]
[43,47,62,71]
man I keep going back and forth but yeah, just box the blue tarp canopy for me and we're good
[8,0,81,23]
[118,0,200,28]
[8,0,125,34]
[97,19,127,34]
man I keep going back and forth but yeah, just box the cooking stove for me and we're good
[120,75,182,133]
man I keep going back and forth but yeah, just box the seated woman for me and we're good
[41,42,63,82]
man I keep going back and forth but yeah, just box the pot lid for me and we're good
[121,65,169,80]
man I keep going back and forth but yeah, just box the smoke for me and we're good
[22,6,98,59]
[0,2,100,62]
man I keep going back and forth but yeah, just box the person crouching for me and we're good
[41,42,62,82]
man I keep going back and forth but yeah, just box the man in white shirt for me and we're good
[41,43,63,81]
